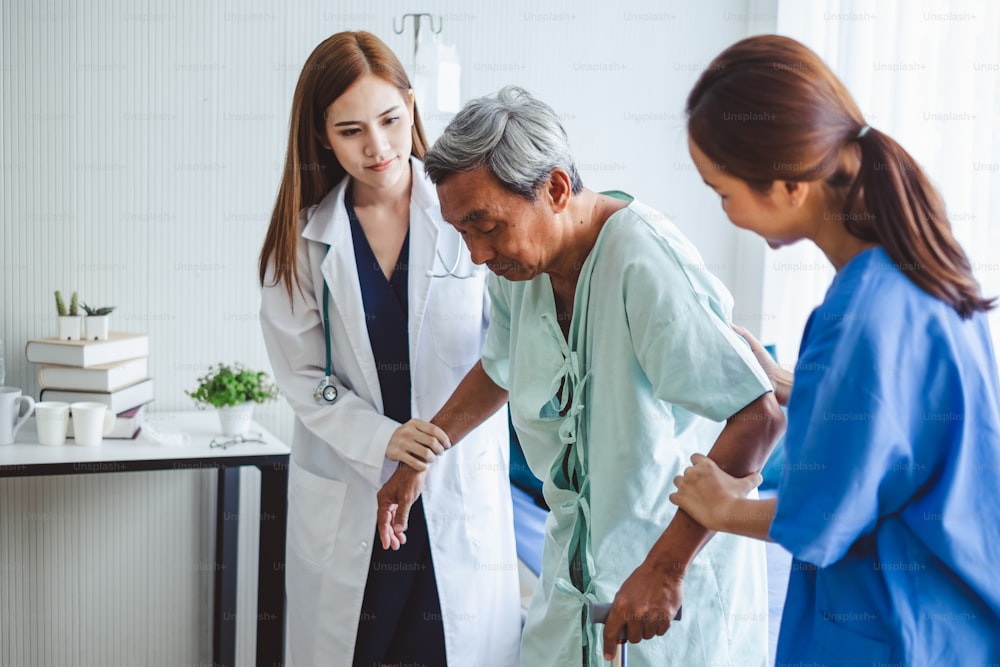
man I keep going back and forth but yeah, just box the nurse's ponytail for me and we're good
[687,34,994,318]
[847,127,992,317]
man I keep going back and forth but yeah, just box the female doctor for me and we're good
[257,32,520,667]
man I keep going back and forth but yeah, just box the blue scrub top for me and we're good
[347,195,411,423]
[769,246,1000,664]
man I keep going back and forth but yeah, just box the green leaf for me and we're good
[185,362,279,409]
[81,303,116,316]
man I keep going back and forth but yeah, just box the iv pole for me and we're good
[393,13,443,65]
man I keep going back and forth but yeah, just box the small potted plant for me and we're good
[81,303,116,340]
[55,290,83,340]
[186,363,279,436]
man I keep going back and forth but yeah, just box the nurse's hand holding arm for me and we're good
[670,453,775,540]
[601,391,784,660]
[377,360,509,550]
[732,325,793,407]
[384,419,451,472]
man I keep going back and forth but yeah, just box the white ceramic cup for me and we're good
[35,401,71,446]
[0,386,35,445]
[70,402,116,447]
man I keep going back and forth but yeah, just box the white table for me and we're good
[0,410,291,667]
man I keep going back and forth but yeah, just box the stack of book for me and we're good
[26,332,153,440]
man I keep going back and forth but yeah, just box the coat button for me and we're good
[360,541,369,550]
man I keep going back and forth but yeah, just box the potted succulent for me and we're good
[186,363,279,436]
[81,303,116,340]
[55,290,83,340]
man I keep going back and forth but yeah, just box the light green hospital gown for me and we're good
[481,197,772,666]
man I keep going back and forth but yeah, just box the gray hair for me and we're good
[424,85,583,199]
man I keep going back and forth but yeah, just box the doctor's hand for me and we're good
[732,325,793,406]
[602,561,684,660]
[385,419,451,472]
[669,453,762,533]
[377,464,427,551]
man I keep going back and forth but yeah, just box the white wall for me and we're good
[1,0,770,663]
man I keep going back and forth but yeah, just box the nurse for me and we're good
[378,86,785,666]
[257,32,520,667]
[671,35,1000,664]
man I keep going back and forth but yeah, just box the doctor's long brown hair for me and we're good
[687,34,993,318]
[258,31,429,300]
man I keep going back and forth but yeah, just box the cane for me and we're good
[589,601,682,667]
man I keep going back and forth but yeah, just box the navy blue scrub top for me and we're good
[346,195,412,423]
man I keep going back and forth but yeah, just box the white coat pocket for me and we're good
[287,460,348,567]
[427,278,485,368]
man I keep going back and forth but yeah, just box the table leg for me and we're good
[214,466,240,667]
[256,459,288,666]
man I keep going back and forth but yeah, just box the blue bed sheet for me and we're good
[509,415,547,576]
[510,483,547,577]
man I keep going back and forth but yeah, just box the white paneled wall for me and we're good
[0,471,213,666]
[2,0,767,663]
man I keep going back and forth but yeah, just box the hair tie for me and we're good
[856,124,872,139]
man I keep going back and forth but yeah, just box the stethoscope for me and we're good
[313,279,339,404]
[313,239,479,404]
[425,245,481,279]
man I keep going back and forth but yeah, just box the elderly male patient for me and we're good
[376,86,784,667]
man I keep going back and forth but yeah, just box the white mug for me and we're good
[35,401,70,446]
[70,402,116,447]
[0,386,35,445]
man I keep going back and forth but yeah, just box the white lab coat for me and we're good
[260,158,521,667]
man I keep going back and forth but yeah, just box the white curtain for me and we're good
[762,0,1000,366]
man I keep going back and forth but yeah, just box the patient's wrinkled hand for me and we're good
[377,464,427,551]
[602,563,683,660]
[669,454,762,532]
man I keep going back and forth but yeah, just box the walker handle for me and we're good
[589,600,683,634]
